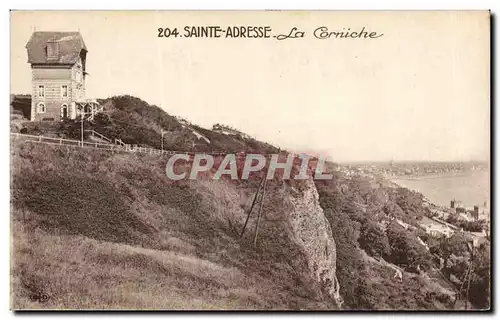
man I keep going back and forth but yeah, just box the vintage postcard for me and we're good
[10,11,490,311]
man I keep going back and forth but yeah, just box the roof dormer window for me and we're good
[46,41,59,60]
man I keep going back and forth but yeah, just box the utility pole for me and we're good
[253,179,268,247]
[239,174,269,247]
[454,243,475,310]
[465,247,475,310]
[240,176,265,238]
[80,108,84,146]
[161,129,167,151]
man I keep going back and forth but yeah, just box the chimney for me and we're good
[450,200,455,209]
[46,41,59,60]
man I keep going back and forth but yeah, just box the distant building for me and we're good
[463,231,487,248]
[456,206,466,214]
[25,31,100,121]
[472,205,479,221]
[419,216,455,238]
[212,123,250,139]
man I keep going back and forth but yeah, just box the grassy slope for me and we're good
[89,95,279,154]
[11,142,330,310]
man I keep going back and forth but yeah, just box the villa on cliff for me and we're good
[25,31,100,121]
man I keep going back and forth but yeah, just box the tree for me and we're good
[386,222,432,271]
[92,112,112,127]
[386,187,428,223]
[431,233,469,273]
[59,119,88,140]
[354,276,378,309]
[382,202,404,220]
[359,221,391,258]
[468,243,491,309]
[322,208,365,309]
[457,220,486,233]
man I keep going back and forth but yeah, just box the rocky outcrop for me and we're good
[285,178,343,307]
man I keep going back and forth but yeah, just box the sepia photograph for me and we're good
[9,10,491,311]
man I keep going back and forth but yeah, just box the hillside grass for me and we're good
[89,95,280,155]
[12,94,283,156]
[11,142,332,310]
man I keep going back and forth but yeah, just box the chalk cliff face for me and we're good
[285,178,342,307]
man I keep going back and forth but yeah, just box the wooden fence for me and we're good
[85,129,112,143]
[10,132,228,156]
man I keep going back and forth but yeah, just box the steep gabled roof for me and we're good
[25,31,87,65]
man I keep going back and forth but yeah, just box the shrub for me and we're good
[359,220,391,258]
[12,171,152,245]
[322,209,365,308]
[468,243,491,309]
[59,119,89,140]
[457,220,486,232]
[386,222,432,271]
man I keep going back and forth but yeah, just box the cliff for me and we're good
[10,140,341,309]
[285,178,342,306]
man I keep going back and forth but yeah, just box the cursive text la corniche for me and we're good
[156,25,384,40]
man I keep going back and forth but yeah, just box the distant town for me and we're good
[339,161,489,179]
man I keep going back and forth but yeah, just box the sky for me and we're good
[10,11,490,162]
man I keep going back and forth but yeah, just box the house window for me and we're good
[38,102,46,113]
[76,70,82,83]
[61,85,68,98]
[38,85,45,98]
[61,104,68,119]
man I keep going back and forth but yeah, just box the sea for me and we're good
[392,170,490,210]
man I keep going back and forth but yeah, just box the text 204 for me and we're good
[158,28,180,38]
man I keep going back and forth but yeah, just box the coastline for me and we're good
[391,170,488,198]
[389,172,490,222]
[389,170,489,181]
